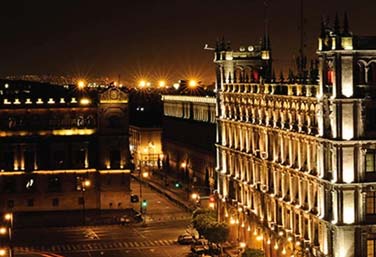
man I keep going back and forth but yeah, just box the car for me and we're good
[120,215,131,225]
[208,243,221,255]
[191,244,209,255]
[191,239,209,252]
[178,234,195,244]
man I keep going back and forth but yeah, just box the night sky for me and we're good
[0,0,375,85]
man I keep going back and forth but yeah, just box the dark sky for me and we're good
[0,0,375,85]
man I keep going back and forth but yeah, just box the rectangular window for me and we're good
[367,192,376,215]
[367,152,376,173]
[52,198,59,207]
[368,239,375,257]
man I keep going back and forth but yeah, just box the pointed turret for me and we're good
[343,12,351,36]
[320,16,326,38]
[334,13,340,35]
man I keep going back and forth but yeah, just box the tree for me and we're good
[241,248,265,257]
[192,208,229,244]
[204,222,229,243]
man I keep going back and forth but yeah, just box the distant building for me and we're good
[215,17,376,257]
[0,80,131,212]
[162,95,216,194]
[129,125,163,172]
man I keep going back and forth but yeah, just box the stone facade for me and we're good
[215,19,376,257]
[0,81,131,212]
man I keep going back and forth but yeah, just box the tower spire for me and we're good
[343,12,351,36]
[262,0,270,50]
[334,13,340,35]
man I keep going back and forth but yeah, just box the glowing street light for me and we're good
[0,227,7,235]
[139,80,146,88]
[0,248,8,256]
[83,179,91,188]
[189,80,197,88]
[159,80,166,88]
[77,80,86,89]
[142,171,149,178]
[191,193,199,200]
[4,213,12,222]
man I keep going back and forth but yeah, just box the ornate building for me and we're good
[0,80,132,212]
[215,17,376,257]
[129,125,163,171]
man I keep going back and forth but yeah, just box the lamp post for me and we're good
[81,179,91,225]
[4,212,13,256]
[139,169,148,213]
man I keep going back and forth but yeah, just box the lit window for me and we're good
[368,239,376,257]
[367,152,376,173]
[367,192,376,215]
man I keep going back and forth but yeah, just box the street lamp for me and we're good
[0,248,10,257]
[3,213,13,257]
[0,227,7,235]
[81,178,91,225]
[77,80,86,90]
[159,80,166,88]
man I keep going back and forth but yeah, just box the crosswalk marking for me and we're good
[14,238,176,254]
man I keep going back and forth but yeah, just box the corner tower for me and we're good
[317,14,376,257]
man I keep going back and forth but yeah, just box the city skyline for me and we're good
[0,0,374,85]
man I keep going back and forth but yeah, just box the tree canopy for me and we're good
[192,208,229,244]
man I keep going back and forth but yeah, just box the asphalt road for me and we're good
[12,179,193,257]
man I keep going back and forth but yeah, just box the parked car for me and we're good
[178,234,195,244]
[191,239,209,252]
[191,244,209,255]
[208,243,221,255]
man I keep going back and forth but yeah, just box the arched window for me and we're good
[253,70,259,82]
[368,62,376,85]
[356,62,366,85]
[234,67,243,83]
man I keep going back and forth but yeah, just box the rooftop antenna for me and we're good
[204,44,215,51]
[297,0,307,81]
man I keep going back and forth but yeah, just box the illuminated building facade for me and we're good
[129,125,163,171]
[215,20,376,257]
[162,95,216,193]
[0,81,132,212]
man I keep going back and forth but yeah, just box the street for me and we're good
[12,179,193,257]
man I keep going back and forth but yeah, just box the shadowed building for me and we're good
[215,17,376,257]
[162,95,216,195]
[0,80,131,212]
